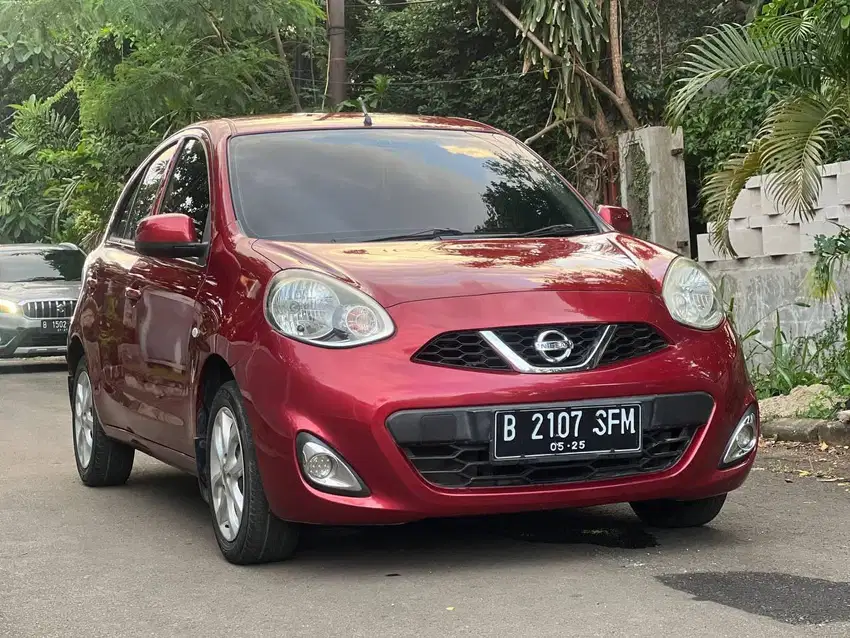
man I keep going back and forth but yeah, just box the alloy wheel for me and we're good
[74,371,94,469]
[210,406,245,542]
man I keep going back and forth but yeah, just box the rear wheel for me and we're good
[206,381,300,564]
[72,358,135,486]
[630,494,727,528]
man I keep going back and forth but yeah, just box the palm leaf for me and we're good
[763,10,816,45]
[700,143,763,256]
[759,94,846,219]
[667,24,807,127]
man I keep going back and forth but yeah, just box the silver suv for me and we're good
[0,243,85,358]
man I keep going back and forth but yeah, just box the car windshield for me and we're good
[0,249,85,282]
[227,129,600,242]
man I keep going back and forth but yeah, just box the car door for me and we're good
[88,145,173,428]
[120,136,212,455]
[100,144,179,437]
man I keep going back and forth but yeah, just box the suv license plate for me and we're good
[41,319,69,334]
[493,404,642,460]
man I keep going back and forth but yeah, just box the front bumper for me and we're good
[236,291,757,525]
[0,315,68,358]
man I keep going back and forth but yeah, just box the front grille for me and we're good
[413,323,668,372]
[402,424,699,488]
[413,331,511,371]
[598,323,669,367]
[21,300,76,319]
[490,324,605,367]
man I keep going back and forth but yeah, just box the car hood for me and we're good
[251,233,675,307]
[0,280,81,302]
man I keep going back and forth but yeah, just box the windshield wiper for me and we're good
[20,276,65,282]
[366,228,467,242]
[519,224,597,238]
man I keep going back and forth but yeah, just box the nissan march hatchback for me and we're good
[67,113,758,564]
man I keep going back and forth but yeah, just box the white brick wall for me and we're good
[697,160,850,262]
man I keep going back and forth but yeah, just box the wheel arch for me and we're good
[194,353,235,488]
[66,334,85,405]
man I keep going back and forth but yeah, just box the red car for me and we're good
[67,113,758,564]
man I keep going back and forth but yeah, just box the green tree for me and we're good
[667,0,850,271]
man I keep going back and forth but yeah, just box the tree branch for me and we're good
[491,0,639,129]
[524,116,596,145]
[273,28,302,112]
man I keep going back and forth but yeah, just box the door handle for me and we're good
[125,287,141,302]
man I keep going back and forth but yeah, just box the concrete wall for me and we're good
[694,160,850,347]
[705,253,849,345]
[697,161,850,261]
[619,127,690,255]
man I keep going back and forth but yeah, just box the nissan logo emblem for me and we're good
[534,330,575,363]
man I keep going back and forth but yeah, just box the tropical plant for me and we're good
[0,0,324,244]
[668,0,850,256]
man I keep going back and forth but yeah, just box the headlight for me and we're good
[0,299,20,315]
[265,269,394,347]
[661,257,723,330]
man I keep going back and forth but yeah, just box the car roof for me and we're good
[189,112,500,137]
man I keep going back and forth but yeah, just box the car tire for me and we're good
[630,494,727,528]
[205,381,300,565]
[72,357,135,486]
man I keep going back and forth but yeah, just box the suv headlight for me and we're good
[265,269,395,347]
[0,299,20,315]
[661,257,723,330]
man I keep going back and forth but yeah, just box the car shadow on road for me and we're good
[121,467,744,575]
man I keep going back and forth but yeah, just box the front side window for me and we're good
[161,139,211,240]
[227,129,599,242]
[122,145,177,240]
[0,249,86,282]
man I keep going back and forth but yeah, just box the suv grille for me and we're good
[413,323,667,373]
[402,425,698,488]
[21,300,76,319]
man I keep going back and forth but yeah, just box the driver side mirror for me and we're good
[597,205,634,235]
[135,213,207,259]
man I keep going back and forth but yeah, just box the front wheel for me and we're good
[205,381,300,564]
[630,494,727,528]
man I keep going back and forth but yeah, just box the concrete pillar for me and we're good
[618,127,690,255]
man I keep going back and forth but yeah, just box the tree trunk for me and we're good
[273,29,302,112]
[607,0,639,129]
[327,0,347,107]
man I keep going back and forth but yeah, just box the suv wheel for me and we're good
[630,494,727,528]
[205,381,299,564]
[72,358,135,486]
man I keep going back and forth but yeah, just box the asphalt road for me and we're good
[2,360,850,637]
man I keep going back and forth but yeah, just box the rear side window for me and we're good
[109,178,141,241]
[121,145,177,240]
[161,139,211,240]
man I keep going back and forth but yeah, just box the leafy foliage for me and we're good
[669,0,850,256]
[0,0,322,244]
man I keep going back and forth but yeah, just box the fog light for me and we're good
[297,433,369,496]
[305,453,334,480]
[721,405,759,467]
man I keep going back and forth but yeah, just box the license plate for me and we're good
[493,404,642,460]
[41,319,69,334]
